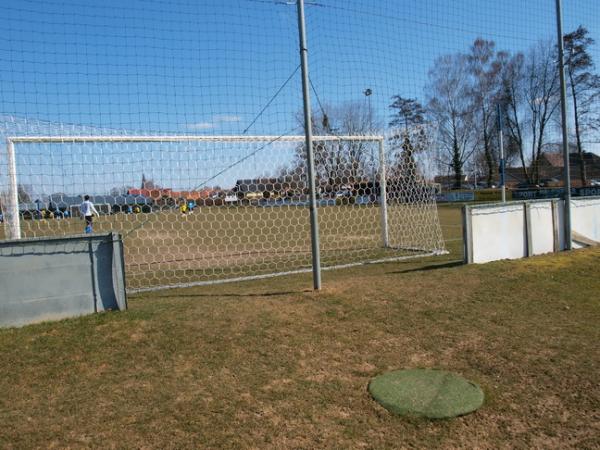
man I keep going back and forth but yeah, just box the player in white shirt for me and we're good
[80,195,100,233]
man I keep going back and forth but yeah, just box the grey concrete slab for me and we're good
[0,233,126,327]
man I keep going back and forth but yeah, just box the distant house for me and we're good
[234,178,283,195]
[536,152,600,186]
[233,177,306,200]
[127,187,216,204]
[508,151,600,187]
[435,151,600,190]
[433,174,469,190]
[504,167,528,187]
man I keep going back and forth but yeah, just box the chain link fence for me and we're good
[1,0,597,290]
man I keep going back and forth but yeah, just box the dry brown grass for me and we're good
[0,234,599,448]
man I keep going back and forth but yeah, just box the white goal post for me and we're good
[5,134,389,243]
[3,133,445,292]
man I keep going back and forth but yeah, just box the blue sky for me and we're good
[1,0,599,195]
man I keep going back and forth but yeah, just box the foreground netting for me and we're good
[1,133,445,292]
[0,0,458,292]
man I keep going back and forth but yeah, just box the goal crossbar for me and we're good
[7,134,384,144]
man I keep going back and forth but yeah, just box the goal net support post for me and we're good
[5,139,20,240]
[378,138,389,248]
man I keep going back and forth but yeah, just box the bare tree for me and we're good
[524,40,561,184]
[499,52,529,180]
[388,96,433,180]
[426,53,476,189]
[294,101,380,192]
[499,41,561,185]
[389,96,426,131]
[564,26,600,186]
[466,39,507,187]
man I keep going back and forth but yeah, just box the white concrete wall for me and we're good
[465,197,600,264]
[571,197,600,244]
[528,201,556,256]
[469,203,526,263]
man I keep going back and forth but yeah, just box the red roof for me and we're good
[542,153,564,168]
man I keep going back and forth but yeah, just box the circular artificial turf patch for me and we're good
[368,369,484,419]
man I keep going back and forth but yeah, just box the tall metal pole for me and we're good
[497,104,506,203]
[296,0,321,289]
[555,0,572,250]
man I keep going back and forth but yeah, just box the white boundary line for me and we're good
[128,251,441,294]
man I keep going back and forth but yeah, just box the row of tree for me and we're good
[398,26,600,188]
[283,26,599,191]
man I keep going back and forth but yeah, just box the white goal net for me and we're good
[1,132,445,291]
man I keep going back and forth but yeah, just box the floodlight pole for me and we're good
[555,0,572,250]
[296,0,322,290]
[6,139,21,240]
[497,104,506,203]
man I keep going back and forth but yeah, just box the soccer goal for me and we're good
[1,134,445,292]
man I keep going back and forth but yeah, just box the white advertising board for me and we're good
[465,197,600,264]
[469,203,526,263]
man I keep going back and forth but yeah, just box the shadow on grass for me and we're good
[386,260,464,275]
